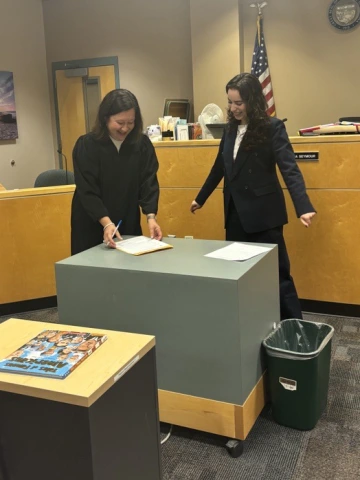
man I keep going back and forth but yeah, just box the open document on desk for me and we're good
[205,242,271,262]
[115,236,173,256]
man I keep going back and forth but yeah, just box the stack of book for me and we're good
[175,122,202,140]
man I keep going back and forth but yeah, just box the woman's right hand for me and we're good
[190,200,202,214]
[103,223,122,248]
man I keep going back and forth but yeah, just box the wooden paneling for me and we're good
[154,136,360,305]
[0,187,74,304]
[282,142,360,189]
[156,145,223,188]
[3,137,359,306]
[235,374,268,439]
[152,141,225,240]
[141,188,225,240]
[158,373,267,441]
[158,389,237,438]
[284,190,360,304]
[156,189,224,240]
[0,318,155,407]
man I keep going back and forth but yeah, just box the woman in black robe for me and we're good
[71,89,162,255]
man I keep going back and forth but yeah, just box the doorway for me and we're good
[52,57,119,171]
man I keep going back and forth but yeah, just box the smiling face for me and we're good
[76,339,96,352]
[227,88,248,125]
[56,339,70,347]
[62,347,74,354]
[48,333,62,343]
[106,109,136,141]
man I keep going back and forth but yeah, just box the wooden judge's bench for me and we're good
[0,186,74,311]
[1,134,359,311]
[153,134,360,308]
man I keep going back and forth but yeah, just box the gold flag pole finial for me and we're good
[250,3,268,43]
[250,2,268,16]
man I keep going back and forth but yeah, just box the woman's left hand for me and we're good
[148,219,163,240]
[300,212,316,227]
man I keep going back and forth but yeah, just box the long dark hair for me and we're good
[226,73,270,150]
[92,89,143,143]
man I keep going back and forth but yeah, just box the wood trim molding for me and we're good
[153,135,360,149]
[0,185,75,199]
[154,139,220,148]
[235,373,268,439]
[158,373,267,440]
[159,389,237,438]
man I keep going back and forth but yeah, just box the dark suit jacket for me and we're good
[195,117,315,233]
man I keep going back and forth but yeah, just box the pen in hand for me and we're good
[112,220,122,239]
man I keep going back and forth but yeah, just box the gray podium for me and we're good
[56,238,279,453]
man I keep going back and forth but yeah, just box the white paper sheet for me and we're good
[115,236,172,255]
[205,242,271,262]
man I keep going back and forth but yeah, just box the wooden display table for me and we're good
[0,319,162,480]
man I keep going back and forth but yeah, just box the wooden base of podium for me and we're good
[158,373,267,441]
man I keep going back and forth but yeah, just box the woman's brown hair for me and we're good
[226,73,271,150]
[93,89,143,143]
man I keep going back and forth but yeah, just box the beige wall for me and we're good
[0,0,56,189]
[241,0,360,135]
[2,0,359,188]
[42,0,194,133]
[191,0,360,135]
[190,0,241,121]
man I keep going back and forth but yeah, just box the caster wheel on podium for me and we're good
[225,439,244,458]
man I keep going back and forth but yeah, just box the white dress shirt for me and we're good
[233,124,248,160]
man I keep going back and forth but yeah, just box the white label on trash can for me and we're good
[279,377,297,391]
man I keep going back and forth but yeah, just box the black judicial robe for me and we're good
[71,133,160,255]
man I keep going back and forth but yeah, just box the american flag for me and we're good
[251,15,276,117]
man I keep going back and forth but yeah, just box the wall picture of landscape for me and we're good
[0,71,18,140]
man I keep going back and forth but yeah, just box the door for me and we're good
[53,58,119,171]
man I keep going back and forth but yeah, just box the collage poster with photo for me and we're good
[0,71,18,140]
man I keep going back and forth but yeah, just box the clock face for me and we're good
[328,0,360,30]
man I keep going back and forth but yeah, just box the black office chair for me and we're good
[34,169,75,188]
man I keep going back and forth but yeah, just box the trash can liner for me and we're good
[263,319,334,360]
[263,319,334,430]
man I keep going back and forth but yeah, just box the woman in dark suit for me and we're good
[190,73,316,320]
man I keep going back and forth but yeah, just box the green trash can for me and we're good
[263,319,334,430]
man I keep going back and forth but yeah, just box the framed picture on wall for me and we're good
[0,71,18,140]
